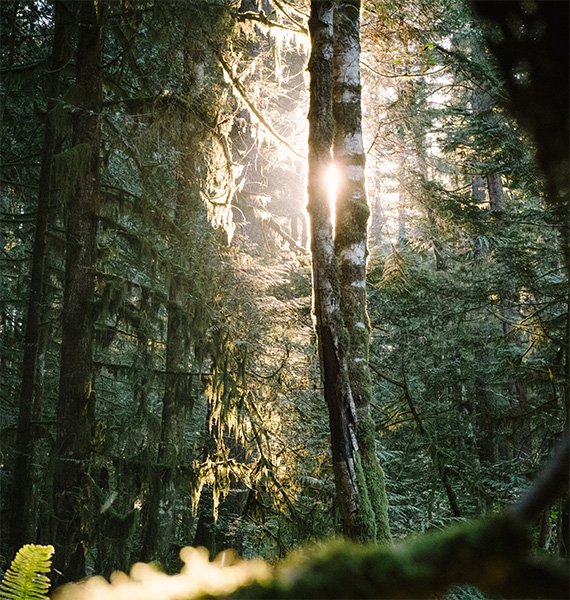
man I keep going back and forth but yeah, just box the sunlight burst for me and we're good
[327,163,338,226]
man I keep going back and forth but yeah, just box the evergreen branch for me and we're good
[0,179,39,190]
[215,52,306,160]
[248,413,302,521]
[369,360,461,516]
[276,0,309,20]
[92,270,170,305]
[263,214,307,253]
[242,193,307,254]
[431,43,508,101]
[362,60,448,78]
[0,60,46,75]
[100,185,183,239]
[94,360,200,378]
[246,343,290,380]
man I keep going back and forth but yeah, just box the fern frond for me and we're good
[0,544,54,600]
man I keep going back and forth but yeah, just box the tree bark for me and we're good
[142,46,207,563]
[141,215,194,565]
[10,0,70,556]
[307,0,378,542]
[141,270,192,563]
[332,0,390,542]
[52,0,103,583]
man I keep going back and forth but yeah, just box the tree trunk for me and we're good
[52,0,103,583]
[487,172,504,210]
[487,173,530,458]
[142,47,205,563]
[307,0,377,542]
[10,0,70,556]
[332,0,390,542]
[141,274,192,564]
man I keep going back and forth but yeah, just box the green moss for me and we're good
[47,100,70,138]
[242,515,530,599]
[353,451,377,542]
[357,414,391,543]
[351,199,371,229]
[54,514,570,599]
[335,201,370,249]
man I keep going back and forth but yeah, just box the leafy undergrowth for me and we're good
[0,544,54,600]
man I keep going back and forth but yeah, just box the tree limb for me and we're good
[215,52,306,160]
[235,9,306,35]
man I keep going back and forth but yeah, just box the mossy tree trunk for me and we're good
[332,0,390,542]
[307,0,378,542]
[142,135,197,567]
[141,265,192,564]
[52,0,103,583]
[142,41,215,563]
[10,0,70,556]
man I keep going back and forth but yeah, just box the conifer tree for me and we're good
[10,0,72,556]
[52,0,104,581]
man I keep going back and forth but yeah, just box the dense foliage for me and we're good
[1,0,567,595]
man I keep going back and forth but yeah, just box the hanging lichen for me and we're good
[199,131,241,243]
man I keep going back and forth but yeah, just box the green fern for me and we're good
[0,544,54,600]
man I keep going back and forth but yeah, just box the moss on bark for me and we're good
[332,0,391,542]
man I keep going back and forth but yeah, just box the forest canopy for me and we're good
[0,0,568,598]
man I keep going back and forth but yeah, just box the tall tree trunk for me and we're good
[332,0,390,542]
[10,0,70,555]
[307,0,377,542]
[142,47,205,563]
[141,244,193,565]
[487,173,530,459]
[141,272,191,563]
[52,0,103,582]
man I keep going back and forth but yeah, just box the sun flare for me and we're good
[328,163,338,224]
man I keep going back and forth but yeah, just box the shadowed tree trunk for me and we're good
[142,39,218,562]
[52,0,103,583]
[141,271,192,563]
[10,0,70,556]
[141,151,197,565]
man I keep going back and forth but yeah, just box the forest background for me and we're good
[0,0,568,596]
